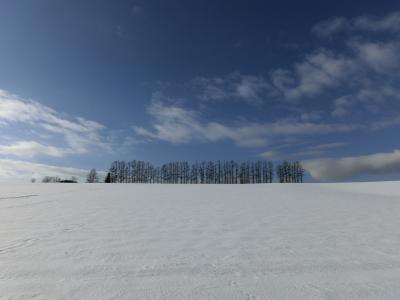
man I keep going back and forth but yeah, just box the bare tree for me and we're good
[86,169,99,183]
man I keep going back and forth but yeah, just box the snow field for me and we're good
[1,182,400,299]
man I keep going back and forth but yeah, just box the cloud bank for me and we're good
[304,150,400,181]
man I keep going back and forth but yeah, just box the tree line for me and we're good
[41,176,78,183]
[103,160,304,184]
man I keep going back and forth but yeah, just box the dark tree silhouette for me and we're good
[106,159,305,184]
[275,161,304,183]
[105,172,111,183]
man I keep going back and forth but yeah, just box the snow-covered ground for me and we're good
[1,182,400,299]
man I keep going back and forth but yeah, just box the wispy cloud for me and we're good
[0,89,108,158]
[332,85,400,117]
[134,100,361,147]
[192,72,277,105]
[132,11,400,159]
[295,142,348,157]
[131,4,142,15]
[311,17,349,38]
[312,12,400,37]
[270,49,357,100]
[307,142,348,151]
[257,150,277,159]
[268,11,400,121]
[0,141,66,158]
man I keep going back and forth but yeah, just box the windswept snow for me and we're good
[1,182,400,299]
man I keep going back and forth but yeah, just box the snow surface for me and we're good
[1,182,400,299]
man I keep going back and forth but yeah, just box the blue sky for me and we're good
[1,0,400,182]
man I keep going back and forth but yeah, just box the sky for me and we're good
[1,0,400,182]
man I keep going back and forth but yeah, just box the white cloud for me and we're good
[0,159,97,182]
[270,50,357,100]
[0,89,108,158]
[304,149,400,181]
[134,100,204,144]
[0,90,104,132]
[349,41,400,74]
